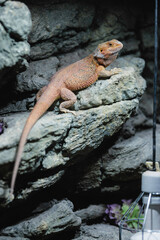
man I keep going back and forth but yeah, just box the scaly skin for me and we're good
[10,39,123,195]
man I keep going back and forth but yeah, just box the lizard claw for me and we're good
[61,109,77,116]
[110,68,122,75]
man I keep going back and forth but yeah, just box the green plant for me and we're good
[105,199,144,229]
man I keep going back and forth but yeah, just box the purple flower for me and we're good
[105,204,122,224]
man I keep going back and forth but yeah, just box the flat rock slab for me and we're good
[75,204,106,223]
[102,126,160,181]
[1,200,81,239]
[73,223,132,240]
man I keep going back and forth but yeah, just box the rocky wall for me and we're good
[0,0,159,239]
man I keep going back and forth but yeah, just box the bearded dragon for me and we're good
[10,39,123,195]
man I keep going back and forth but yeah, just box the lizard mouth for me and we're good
[110,50,119,56]
[94,49,120,59]
[109,47,122,56]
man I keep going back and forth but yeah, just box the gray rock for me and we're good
[75,204,106,223]
[0,113,73,177]
[0,1,32,40]
[28,1,95,60]
[107,55,145,74]
[74,158,102,193]
[29,2,95,44]
[27,1,140,60]
[122,39,140,55]
[120,109,151,139]
[1,200,81,238]
[0,0,32,87]
[140,93,153,117]
[102,126,160,181]
[58,48,90,69]
[63,100,139,156]
[74,64,146,111]
[16,56,59,92]
[140,26,154,49]
[89,7,136,46]
[0,0,7,3]
[0,237,29,240]
[29,30,91,61]
[0,100,139,179]
[17,171,65,201]
[73,223,132,240]
[30,42,57,60]
[0,97,35,115]
[0,24,30,72]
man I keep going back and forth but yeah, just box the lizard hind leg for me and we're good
[59,88,77,115]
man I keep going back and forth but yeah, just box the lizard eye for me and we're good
[100,49,103,52]
[109,43,112,46]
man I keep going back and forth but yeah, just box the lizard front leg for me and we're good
[59,88,77,115]
[98,66,122,78]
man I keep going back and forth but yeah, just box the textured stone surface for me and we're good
[29,2,95,44]
[0,99,139,180]
[75,205,106,223]
[15,56,59,92]
[73,224,132,240]
[58,49,90,69]
[0,238,29,240]
[102,126,160,182]
[0,1,31,40]
[0,24,30,78]
[27,1,139,61]
[120,109,153,139]
[1,200,81,238]
[0,0,32,87]
[0,113,73,177]
[17,171,65,201]
[63,100,139,156]
[74,157,102,193]
[73,59,145,111]
[0,97,35,115]
[28,1,95,60]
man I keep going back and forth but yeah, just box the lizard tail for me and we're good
[10,116,34,194]
[10,89,59,195]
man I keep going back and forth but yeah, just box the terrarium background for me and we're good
[0,0,160,239]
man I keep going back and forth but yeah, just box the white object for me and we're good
[143,196,160,230]
[130,232,160,240]
[142,171,160,193]
[130,171,160,240]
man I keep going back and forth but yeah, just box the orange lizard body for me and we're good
[10,39,123,194]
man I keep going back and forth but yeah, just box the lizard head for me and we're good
[93,39,123,67]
